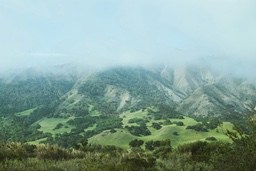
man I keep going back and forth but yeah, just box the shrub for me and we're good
[206,137,217,141]
[0,142,30,160]
[163,120,172,125]
[152,122,162,130]
[186,124,208,132]
[36,145,73,160]
[126,123,151,136]
[128,118,145,124]
[175,121,184,126]
[53,123,64,130]
[173,131,179,136]
[129,139,144,148]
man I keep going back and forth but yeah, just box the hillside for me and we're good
[0,64,255,148]
[58,65,256,119]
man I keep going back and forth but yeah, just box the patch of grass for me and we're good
[89,111,233,149]
[171,116,198,125]
[29,138,48,145]
[217,122,234,132]
[38,117,75,136]
[88,104,101,116]
[84,124,97,132]
[120,110,149,127]
[89,129,136,148]
[15,108,36,116]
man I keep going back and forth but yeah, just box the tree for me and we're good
[175,121,184,126]
[186,123,208,132]
[145,141,155,151]
[152,122,162,130]
[145,139,171,152]
[129,139,144,148]
[211,120,256,171]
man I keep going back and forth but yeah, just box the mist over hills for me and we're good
[1,1,256,169]
[0,62,255,152]
[77,65,256,119]
[0,63,255,120]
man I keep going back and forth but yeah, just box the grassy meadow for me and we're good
[89,110,233,148]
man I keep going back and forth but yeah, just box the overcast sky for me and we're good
[0,0,256,70]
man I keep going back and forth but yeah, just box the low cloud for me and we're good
[0,0,255,76]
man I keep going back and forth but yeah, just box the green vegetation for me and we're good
[174,121,184,126]
[129,139,144,148]
[206,137,217,141]
[89,129,136,148]
[152,122,162,130]
[148,105,183,120]
[186,123,208,132]
[88,104,101,116]
[38,117,74,135]
[0,78,74,116]
[15,108,36,116]
[0,66,255,170]
[89,110,233,148]
[29,138,48,145]
[0,103,233,150]
[128,118,145,124]
[126,123,151,136]
[120,110,148,126]
[78,68,179,114]
[1,121,256,171]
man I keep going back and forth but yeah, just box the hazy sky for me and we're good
[0,0,256,70]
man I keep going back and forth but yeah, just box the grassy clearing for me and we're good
[88,104,101,116]
[29,138,48,145]
[120,110,148,126]
[84,124,97,132]
[38,117,75,135]
[89,129,136,148]
[89,110,233,148]
[15,108,36,116]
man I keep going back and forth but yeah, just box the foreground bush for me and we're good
[0,120,256,171]
[0,142,36,160]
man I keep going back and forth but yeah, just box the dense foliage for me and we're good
[125,123,151,136]
[78,68,177,114]
[0,77,74,116]
[1,67,256,170]
[186,123,208,132]
[1,122,256,171]
[48,115,123,148]
[148,105,183,120]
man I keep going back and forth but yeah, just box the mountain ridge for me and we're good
[0,64,255,119]
[1,64,255,147]
[60,65,256,119]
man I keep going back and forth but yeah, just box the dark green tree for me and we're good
[129,139,144,148]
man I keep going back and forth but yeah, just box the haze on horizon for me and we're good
[0,0,256,74]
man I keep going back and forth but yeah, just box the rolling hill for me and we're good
[0,64,255,148]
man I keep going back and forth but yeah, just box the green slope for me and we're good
[38,117,75,135]
[89,110,233,148]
